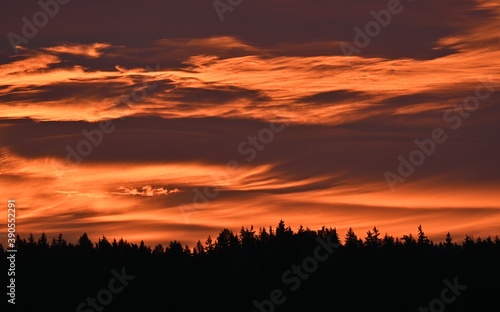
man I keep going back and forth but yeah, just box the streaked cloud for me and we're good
[1,0,499,247]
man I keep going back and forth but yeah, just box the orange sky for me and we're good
[1,0,499,248]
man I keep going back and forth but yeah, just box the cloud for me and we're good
[297,89,369,105]
[1,0,499,248]
[114,185,180,197]
[43,43,111,58]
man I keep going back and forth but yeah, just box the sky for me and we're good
[0,0,499,248]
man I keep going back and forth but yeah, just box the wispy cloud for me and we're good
[1,0,499,247]
[114,185,180,197]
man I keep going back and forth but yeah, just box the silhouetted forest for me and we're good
[2,221,500,312]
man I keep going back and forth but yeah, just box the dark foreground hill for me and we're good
[2,221,500,312]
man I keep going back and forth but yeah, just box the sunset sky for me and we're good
[1,0,499,248]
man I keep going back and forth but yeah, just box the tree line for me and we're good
[4,221,498,256]
[3,220,499,312]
